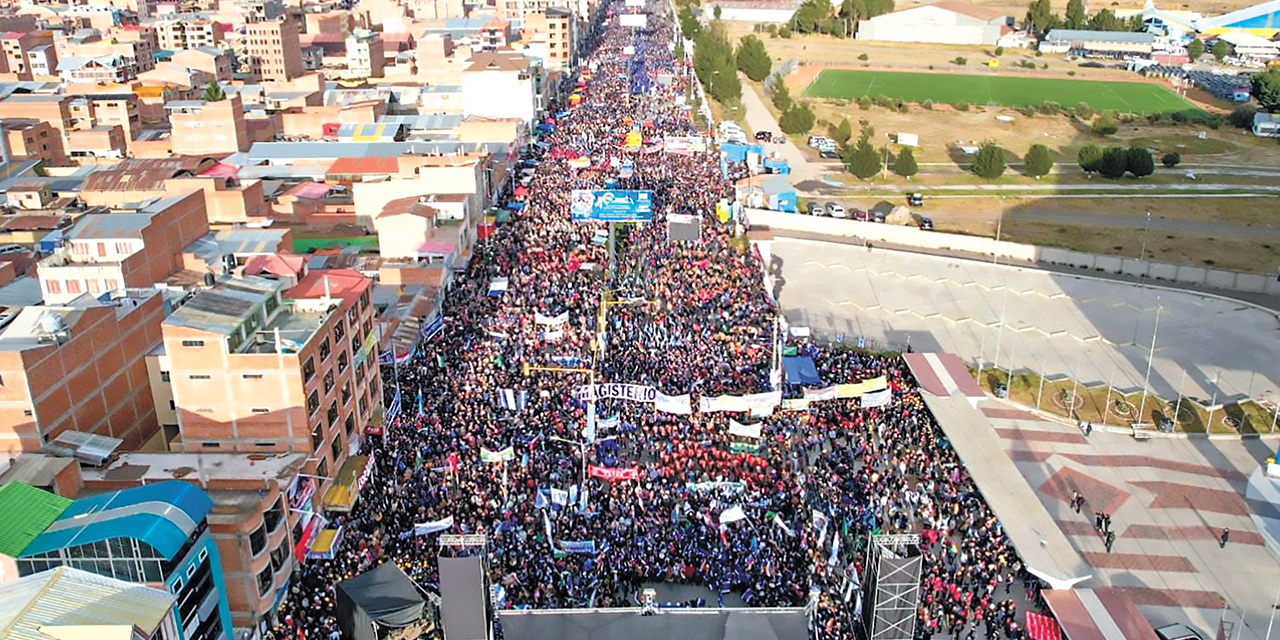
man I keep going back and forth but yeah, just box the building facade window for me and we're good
[302,357,315,382]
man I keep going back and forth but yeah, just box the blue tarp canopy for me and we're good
[783,356,822,385]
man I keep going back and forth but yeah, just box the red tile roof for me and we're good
[243,253,306,279]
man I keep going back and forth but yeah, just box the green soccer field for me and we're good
[805,69,1198,114]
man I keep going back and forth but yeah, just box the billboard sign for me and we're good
[619,13,647,27]
[571,189,653,222]
[625,0,644,5]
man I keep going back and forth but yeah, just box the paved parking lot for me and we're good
[772,237,1280,412]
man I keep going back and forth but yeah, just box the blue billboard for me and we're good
[570,189,653,222]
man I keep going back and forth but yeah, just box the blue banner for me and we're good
[570,189,653,222]
[421,315,444,341]
[560,540,597,554]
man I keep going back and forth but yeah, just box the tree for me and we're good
[1126,147,1155,178]
[1065,0,1085,29]
[845,138,881,179]
[714,4,722,19]
[1212,38,1230,61]
[1087,8,1122,31]
[1252,68,1280,112]
[1077,142,1103,173]
[779,25,792,38]
[1228,104,1258,127]
[693,24,741,102]
[1187,38,1204,61]
[1025,0,1054,33]
[1161,152,1181,167]
[834,117,853,145]
[892,146,918,178]
[994,46,1004,56]
[771,82,792,112]
[1024,143,1054,178]
[1091,112,1117,135]
[779,102,816,134]
[203,79,226,102]
[1098,146,1128,178]
[679,6,701,39]
[735,35,772,81]
[971,142,1006,179]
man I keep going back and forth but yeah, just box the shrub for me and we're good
[1126,146,1154,178]
[1024,143,1054,178]
[858,53,869,61]
[921,99,933,110]
[1170,111,1188,124]
[1017,105,1037,117]
[897,103,909,113]
[1228,105,1258,129]
[994,46,1005,56]
[1091,112,1118,135]
[1206,115,1222,129]
[779,25,792,38]
[953,56,968,65]
[1075,102,1094,119]
[856,96,872,110]
[1038,101,1061,115]
[1067,70,1076,76]
[1035,49,1043,57]
[1161,152,1181,167]
[953,101,970,111]
[873,94,892,108]
[1077,142,1103,173]
[1041,63,1048,69]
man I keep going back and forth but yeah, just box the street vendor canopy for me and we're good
[783,356,822,385]
[321,455,371,512]
[336,562,426,640]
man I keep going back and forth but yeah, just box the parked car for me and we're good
[908,192,924,206]
[818,148,840,159]
[917,216,934,230]
[1154,625,1205,640]
[808,135,834,149]
[807,202,824,216]
[870,210,886,223]
[826,202,846,218]
[754,130,772,141]
[851,209,868,221]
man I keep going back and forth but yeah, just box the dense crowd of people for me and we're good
[266,1,1044,639]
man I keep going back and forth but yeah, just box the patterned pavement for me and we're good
[977,398,1280,640]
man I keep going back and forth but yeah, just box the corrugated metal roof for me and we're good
[67,212,154,240]
[164,275,281,337]
[22,480,214,560]
[0,566,175,640]
[0,483,71,557]
[1045,29,1156,43]
[213,228,289,255]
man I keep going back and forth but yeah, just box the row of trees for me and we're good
[788,0,894,37]
[839,137,1055,181]
[689,22,743,102]
[1077,144,1155,178]
[1025,0,1143,34]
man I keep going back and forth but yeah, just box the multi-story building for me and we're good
[242,18,303,82]
[0,566,181,640]
[1,118,66,165]
[165,94,249,155]
[67,91,141,142]
[0,289,167,455]
[57,54,134,84]
[479,19,511,48]
[2,480,234,640]
[344,29,384,78]
[156,18,226,51]
[159,268,381,494]
[461,52,538,121]
[0,30,56,80]
[522,7,576,70]
[171,46,233,81]
[38,190,209,304]
[0,95,71,137]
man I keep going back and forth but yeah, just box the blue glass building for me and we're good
[9,480,233,640]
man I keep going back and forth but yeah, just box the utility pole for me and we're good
[1137,298,1161,423]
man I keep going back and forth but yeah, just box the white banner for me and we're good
[412,516,454,536]
[624,0,643,6]
[542,328,565,342]
[719,505,748,524]
[619,13,647,27]
[535,312,569,326]
[550,488,569,505]
[743,390,783,409]
[804,386,838,401]
[655,392,692,414]
[576,383,657,402]
[861,388,892,408]
[699,394,750,413]
[728,419,762,440]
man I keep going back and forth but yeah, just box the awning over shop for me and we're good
[1043,588,1159,640]
[321,455,372,512]
[1027,612,1064,640]
[307,526,344,560]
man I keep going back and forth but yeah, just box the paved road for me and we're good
[771,236,1280,409]
[738,80,818,183]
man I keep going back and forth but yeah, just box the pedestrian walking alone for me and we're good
[1220,527,1230,548]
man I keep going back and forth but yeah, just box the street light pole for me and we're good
[1137,299,1161,424]
[1206,369,1222,430]
[1139,211,1151,268]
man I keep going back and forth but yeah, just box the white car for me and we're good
[826,203,846,218]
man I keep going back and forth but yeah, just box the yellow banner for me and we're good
[836,375,888,398]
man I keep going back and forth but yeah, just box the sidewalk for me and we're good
[737,79,818,184]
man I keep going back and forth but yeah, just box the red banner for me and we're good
[589,465,641,481]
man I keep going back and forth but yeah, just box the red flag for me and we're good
[448,451,459,474]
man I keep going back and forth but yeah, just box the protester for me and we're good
[267,2,1042,639]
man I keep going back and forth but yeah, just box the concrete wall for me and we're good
[747,209,1280,296]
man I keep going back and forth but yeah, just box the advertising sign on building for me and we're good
[570,189,654,222]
